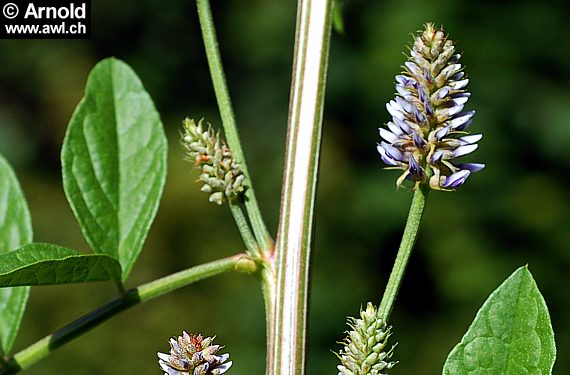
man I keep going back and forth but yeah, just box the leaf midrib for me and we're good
[498,271,524,374]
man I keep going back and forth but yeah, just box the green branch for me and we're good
[229,203,261,257]
[1,253,252,375]
[194,3,280,372]
[378,186,429,322]
[271,1,334,374]
[195,0,273,253]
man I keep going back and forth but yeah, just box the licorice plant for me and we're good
[0,2,556,375]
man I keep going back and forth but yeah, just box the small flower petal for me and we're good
[386,101,405,120]
[380,141,406,162]
[393,117,412,133]
[396,96,414,113]
[459,134,483,144]
[212,362,233,375]
[456,163,485,172]
[412,131,426,147]
[404,61,422,76]
[387,121,404,135]
[170,339,181,353]
[396,84,409,96]
[379,128,400,144]
[442,170,471,188]
[431,150,444,163]
[450,71,465,81]
[450,78,469,90]
[395,75,414,86]
[453,144,479,157]
[412,106,426,124]
[408,155,424,178]
[432,87,450,101]
[449,110,475,129]
[158,352,171,362]
[433,126,450,140]
[451,92,471,105]
[377,144,399,166]
[454,118,473,131]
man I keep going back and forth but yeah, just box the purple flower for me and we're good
[376,23,484,190]
[157,332,232,375]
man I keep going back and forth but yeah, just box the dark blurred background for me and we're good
[1,0,570,374]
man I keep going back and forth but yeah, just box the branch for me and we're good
[1,253,252,374]
[196,0,273,253]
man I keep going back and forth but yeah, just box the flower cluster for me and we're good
[181,118,246,205]
[377,23,484,190]
[157,332,232,375]
[337,303,396,375]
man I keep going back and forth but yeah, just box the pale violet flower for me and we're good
[157,332,232,375]
[377,23,484,190]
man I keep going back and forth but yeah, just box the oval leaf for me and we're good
[443,266,556,375]
[0,155,32,356]
[61,58,167,280]
[0,243,122,287]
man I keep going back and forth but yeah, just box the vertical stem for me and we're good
[260,264,277,372]
[195,0,273,253]
[271,1,333,375]
[229,203,261,257]
[378,186,429,322]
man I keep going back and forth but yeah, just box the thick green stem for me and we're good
[271,1,333,374]
[195,0,273,253]
[1,254,251,375]
[378,186,429,322]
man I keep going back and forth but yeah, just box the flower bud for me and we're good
[181,118,246,203]
[336,303,396,375]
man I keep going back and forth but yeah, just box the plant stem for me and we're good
[260,264,277,372]
[271,1,333,374]
[378,186,429,322]
[194,4,280,374]
[1,254,251,375]
[195,0,273,253]
[229,203,260,256]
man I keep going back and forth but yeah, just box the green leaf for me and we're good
[443,266,556,375]
[0,243,122,287]
[0,155,32,356]
[61,58,167,280]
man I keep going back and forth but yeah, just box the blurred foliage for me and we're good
[1,0,570,374]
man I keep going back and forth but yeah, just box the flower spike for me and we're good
[336,303,396,375]
[157,332,232,375]
[181,118,246,204]
[377,23,484,190]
